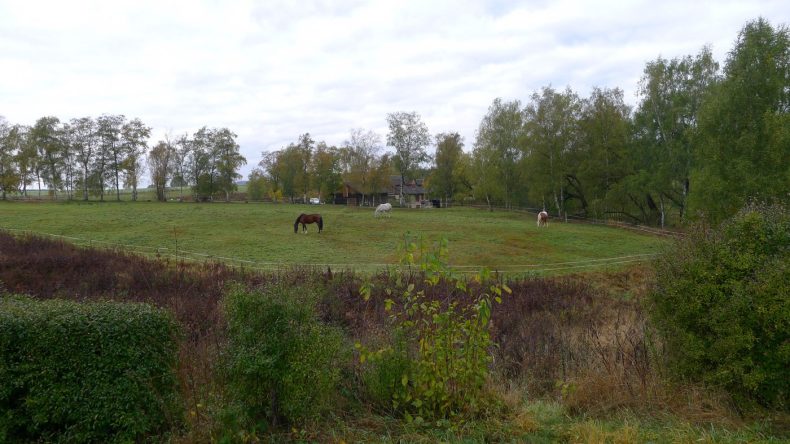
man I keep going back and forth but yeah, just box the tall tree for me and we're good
[148,140,174,202]
[633,47,719,223]
[386,111,431,205]
[96,114,125,201]
[691,18,790,222]
[59,121,77,199]
[172,133,191,199]
[368,153,393,206]
[342,128,382,205]
[0,118,21,199]
[212,128,246,202]
[523,87,581,218]
[259,150,282,194]
[310,142,342,203]
[13,125,35,196]
[471,142,501,211]
[246,168,269,201]
[430,132,465,206]
[295,133,314,202]
[277,146,305,202]
[30,116,64,196]
[474,99,525,209]
[187,127,214,200]
[120,118,151,201]
[572,87,633,218]
[69,117,98,201]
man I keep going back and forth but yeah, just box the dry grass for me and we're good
[565,421,640,444]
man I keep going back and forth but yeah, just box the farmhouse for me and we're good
[331,181,389,206]
[390,176,427,207]
[331,176,428,207]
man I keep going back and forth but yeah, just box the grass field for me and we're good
[0,201,668,274]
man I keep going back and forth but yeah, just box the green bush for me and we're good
[0,294,181,443]
[649,203,789,408]
[357,236,508,424]
[221,282,346,430]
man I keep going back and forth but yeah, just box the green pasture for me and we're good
[0,201,668,274]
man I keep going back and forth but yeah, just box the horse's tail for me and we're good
[294,214,304,233]
[318,216,323,232]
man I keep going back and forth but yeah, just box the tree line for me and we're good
[1,18,787,225]
[253,18,787,225]
[0,114,247,203]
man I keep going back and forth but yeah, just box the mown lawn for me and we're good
[0,201,667,273]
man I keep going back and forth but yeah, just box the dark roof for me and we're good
[335,181,389,195]
[389,176,426,195]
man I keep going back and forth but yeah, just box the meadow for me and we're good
[1,201,785,442]
[0,200,667,274]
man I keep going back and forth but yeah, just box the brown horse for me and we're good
[294,213,323,233]
[537,211,549,227]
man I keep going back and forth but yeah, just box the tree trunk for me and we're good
[399,174,405,206]
[83,167,89,201]
[115,166,121,201]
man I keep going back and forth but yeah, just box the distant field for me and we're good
[0,201,668,274]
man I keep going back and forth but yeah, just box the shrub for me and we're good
[221,282,346,429]
[357,236,508,424]
[649,202,789,408]
[0,294,181,443]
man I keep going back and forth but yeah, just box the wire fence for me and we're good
[2,226,662,276]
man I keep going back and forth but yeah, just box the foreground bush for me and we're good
[649,203,789,408]
[357,237,508,424]
[221,282,346,430]
[0,294,181,443]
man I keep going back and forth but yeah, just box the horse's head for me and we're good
[294,213,305,233]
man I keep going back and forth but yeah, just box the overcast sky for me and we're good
[1,0,786,180]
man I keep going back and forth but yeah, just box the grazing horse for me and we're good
[537,211,549,227]
[294,213,323,233]
[374,202,392,218]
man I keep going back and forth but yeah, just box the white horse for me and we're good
[537,210,549,227]
[374,202,392,218]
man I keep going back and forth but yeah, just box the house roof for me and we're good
[335,181,389,195]
[389,176,426,195]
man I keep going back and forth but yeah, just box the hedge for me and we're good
[222,283,346,430]
[0,294,181,443]
[649,203,789,408]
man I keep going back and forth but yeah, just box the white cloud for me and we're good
[1,0,786,180]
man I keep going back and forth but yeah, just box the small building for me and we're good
[389,176,427,207]
[332,182,389,206]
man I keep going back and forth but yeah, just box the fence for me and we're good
[1,226,662,277]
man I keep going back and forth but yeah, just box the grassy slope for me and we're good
[0,201,666,273]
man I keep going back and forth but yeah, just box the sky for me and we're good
[1,0,787,181]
